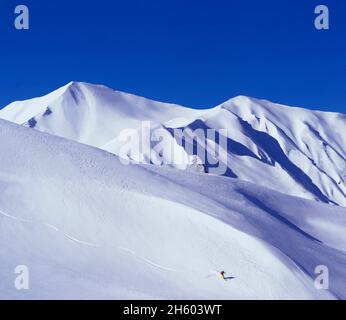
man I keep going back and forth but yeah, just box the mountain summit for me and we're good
[1,82,345,206]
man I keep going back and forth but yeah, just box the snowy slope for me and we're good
[1,82,345,206]
[1,119,346,299]
[0,82,205,147]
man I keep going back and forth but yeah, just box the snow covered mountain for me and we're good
[1,118,346,299]
[1,82,345,206]
[0,82,204,147]
[1,82,346,299]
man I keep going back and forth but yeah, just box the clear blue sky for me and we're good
[0,0,345,112]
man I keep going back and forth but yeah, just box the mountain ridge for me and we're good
[1,82,345,206]
[2,81,345,116]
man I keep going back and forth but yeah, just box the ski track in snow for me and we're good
[0,209,26,222]
[0,206,178,273]
[117,247,179,272]
[44,223,102,248]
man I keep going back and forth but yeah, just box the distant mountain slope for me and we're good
[1,82,345,206]
[1,119,346,299]
[0,82,205,147]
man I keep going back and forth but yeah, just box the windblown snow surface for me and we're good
[0,82,346,299]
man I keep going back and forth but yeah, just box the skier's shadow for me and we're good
[224,276,235,281]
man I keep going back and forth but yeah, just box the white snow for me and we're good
[1,82,346,299]
[1,82,345,206]
[0,119,346,299]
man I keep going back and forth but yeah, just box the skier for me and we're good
[220,271,226,280]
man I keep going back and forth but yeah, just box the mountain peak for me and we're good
[0,82,346,206]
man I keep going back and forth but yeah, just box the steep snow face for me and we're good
[213,96,346,206]
[1,119,346,299]
[1,83,345,206]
